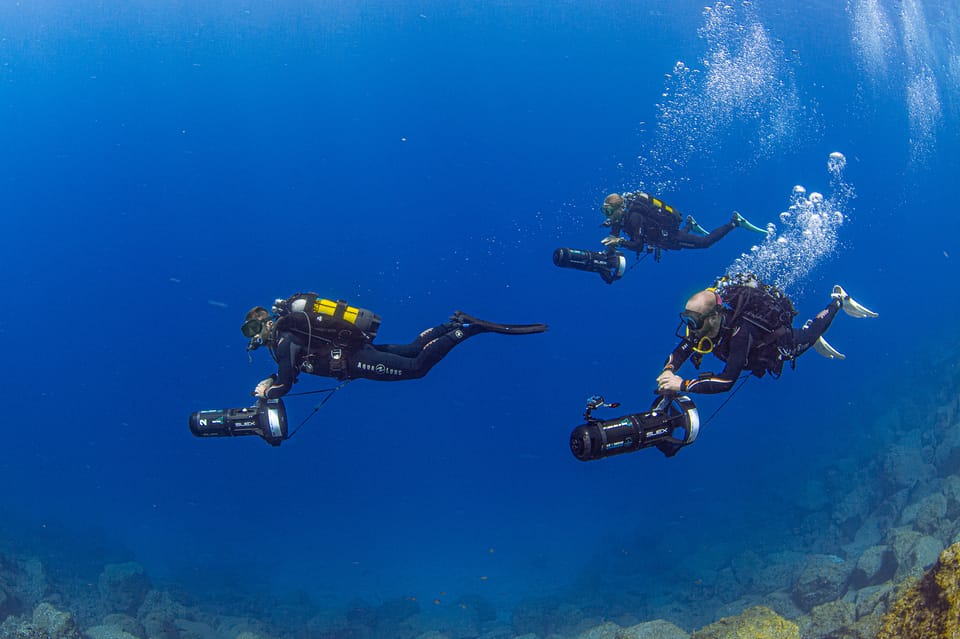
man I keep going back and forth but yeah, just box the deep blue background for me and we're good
[0,0,956,614]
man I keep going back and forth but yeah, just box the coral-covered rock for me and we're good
[881,445,932,490]
[876,541,960,638]
[0,557,48,618]
[796,599,853,639]
[99,615,144,639]
[32,604,81,639]
[575,621,622,639]
[0,615,36,639]
[690,606,799,639]
[752,558,803,595]
[888,529,944,581]
[0,604,83,639]
[845,613,884,639]
[137,591,187,639]
[849,545,896,588]
[850,583,895,619]
[85,626,140,639]
[901,493,948,536]
[756,591,802,621]
[172,619,217,639]
[791,555,852,611]
[0,587,17,622]
[619,619,689,639]
[17,560,48,613]
[98,564,150,616]
[942,476,960,518]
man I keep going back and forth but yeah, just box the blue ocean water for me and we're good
[1,0,957,634]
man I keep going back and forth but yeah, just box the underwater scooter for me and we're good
[189,399,289,446]
[552,247,627,284]
[569,393,701,460]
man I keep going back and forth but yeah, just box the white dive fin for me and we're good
[832,285,879,319]
[813,336,846,360]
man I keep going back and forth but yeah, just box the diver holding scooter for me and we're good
[553,191,767,283]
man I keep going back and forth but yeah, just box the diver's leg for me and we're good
[351,326,480,381]
[375,322,458,356]
[792,300,842,357]
[674,223,736,249]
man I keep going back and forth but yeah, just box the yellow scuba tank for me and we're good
[311,297,381,338]
[274,293,382,344]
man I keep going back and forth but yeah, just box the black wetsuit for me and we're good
[261,321,479,399]
[611,198,735,253]
[662,299,842,394]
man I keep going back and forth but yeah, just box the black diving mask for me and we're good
[241,318,265,339]
[679,309,715,332]
[676,310,720,354]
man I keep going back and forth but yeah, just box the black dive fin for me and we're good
[453,311,548,335]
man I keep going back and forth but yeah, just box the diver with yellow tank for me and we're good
[553,192,769,283]
[241,293,548,398]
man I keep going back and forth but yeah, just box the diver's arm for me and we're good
[618,237,645,252]
[656,339,694,393]
[680,327,747,394]
[602,220,628,248]
[263,334,298,399]
[661,339,694,373]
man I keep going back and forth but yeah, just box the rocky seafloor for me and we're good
[4,360,960,639]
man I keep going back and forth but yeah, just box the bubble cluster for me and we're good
[827,151,847,174]
[848,0,945,163]
[907,67,941,162]
[726,152,853,295]
[637,2,805,192]
[849,0,896,80]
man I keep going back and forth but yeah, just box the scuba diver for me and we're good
[655,274,879,396]
[600,192,767,257]
[242,293,548,399]
[567,276,878,461]
[553,191,768,284]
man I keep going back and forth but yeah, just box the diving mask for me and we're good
[678,309,716,332]
[675,308,721,354]
[241,318,265,339]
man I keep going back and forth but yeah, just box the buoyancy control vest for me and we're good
[712,274,799,378]
[625,191,684,237]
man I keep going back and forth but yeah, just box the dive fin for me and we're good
[452,311,548,335]
[733,211,768,235]
[832,285,879,318]
[813,336,846,360]
[685,215,709,236]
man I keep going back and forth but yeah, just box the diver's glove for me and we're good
[253,376,276,399]
[601,235,622,247]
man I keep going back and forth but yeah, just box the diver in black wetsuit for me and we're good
[655,277,878,395]
[241,294,547,399]
[599,192,766,259]
[552,192,768,284]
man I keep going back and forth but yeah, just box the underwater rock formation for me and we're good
[689,606,798,639]
[875,540,960,639]
[97,564,150,617]
[791,554,852,611]
[566,619,689,639]
[848,545,896,588]
[0,602,82,639]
